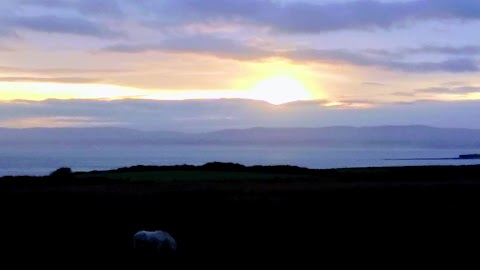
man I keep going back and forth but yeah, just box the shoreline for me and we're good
[386,157,461,160]
[386,154,480,161]
[2,161,480,178]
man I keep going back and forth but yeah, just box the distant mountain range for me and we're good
[1,125,480,148]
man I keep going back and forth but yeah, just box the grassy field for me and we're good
[1,163,480,268]
[78,170,297,183]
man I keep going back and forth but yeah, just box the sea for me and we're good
[1,144,479,177]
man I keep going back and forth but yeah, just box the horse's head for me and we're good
[165,232,177,251]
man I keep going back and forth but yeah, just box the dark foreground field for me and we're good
[1,163,480,268]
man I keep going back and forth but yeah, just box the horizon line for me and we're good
[1,124,480,133]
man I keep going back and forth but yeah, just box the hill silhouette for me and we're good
[1,125,480,148]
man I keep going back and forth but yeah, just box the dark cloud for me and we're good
[336,99,375,105]
[2,98,480,131]
[405,45,480,55]
[361,49,400,57]
[416,86,480,94]
[7,15,123,37]
[363,82,386,86]
[286,49,479,73]
[394,85,480,97]
[3,0,480,75]
[0,99,274,132]
[136,0,480,33]
[392,92,416,97]
[0,45,13,51]
[20,0,124,16]
[442,81,467,87]
[0,76,101,84]
[282,100,329,107]
[0,66,128,74]
[14,0,480,34]
[388,58,479,73]
[286,49,375,66]
[103,35,270,60]
[0,116,122,128]
[0,28,12,37]
[136,0,272,26]
[104,38,480,72]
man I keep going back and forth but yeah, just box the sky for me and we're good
[1,0,480,130]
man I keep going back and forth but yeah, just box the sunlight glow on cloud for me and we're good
[0,80,316,105]
[468,93,480,99]
[0,82,146,100]
[0,116,122,128]
[0,58,327,105]
[248,76,312,105]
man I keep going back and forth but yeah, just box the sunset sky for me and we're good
[1,0,480,130]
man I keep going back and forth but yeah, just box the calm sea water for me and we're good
[1,144,479,176]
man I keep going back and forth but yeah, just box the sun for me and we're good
[248,76,312,105]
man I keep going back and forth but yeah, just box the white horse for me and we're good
[133,230,177,254]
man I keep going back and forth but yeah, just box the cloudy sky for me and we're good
[1,0,480,130]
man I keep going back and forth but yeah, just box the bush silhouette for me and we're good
[49,167,73,178]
